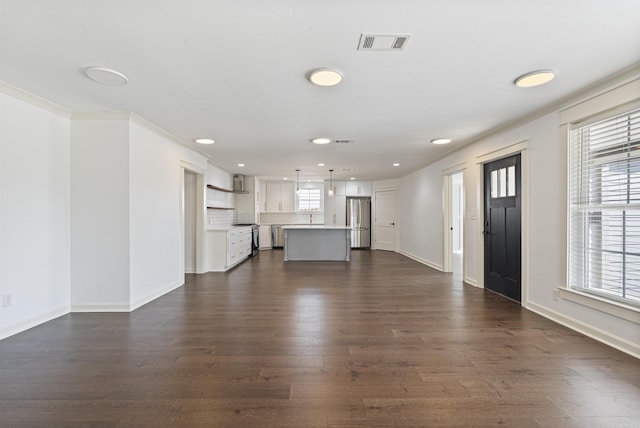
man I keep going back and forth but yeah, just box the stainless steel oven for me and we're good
[250,225,259,256]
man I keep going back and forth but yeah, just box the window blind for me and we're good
[297,188,321,211]
[569,106,640,305]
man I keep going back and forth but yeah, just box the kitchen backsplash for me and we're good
[206,209,324,227]
[259,212,324,225]
[207,210,237,226]
[236,212,256,224]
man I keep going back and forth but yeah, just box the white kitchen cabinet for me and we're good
[265,181,295,212]
[254,177,262,219]
[345,180,372,196]
[325,194,347,226]
[334,195,346,225]
[324,180,347,225]
[259,225,271,248]
[206,227,252,272]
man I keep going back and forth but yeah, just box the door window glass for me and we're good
[490,166,517,198]
[491,170,498,198]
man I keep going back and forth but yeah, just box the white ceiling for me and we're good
[1,1,639,181]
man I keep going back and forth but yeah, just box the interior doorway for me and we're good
[444,170,464,279]
[451,172,464,280]
[180,161,206,277]
[184,170,197,273]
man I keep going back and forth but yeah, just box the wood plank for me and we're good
[0,250,639,426]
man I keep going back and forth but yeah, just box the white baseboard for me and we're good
[397,249,444,271]
[71,304,130,312]
[464,277,480,288]
[71,280,184,313]
[129,280,183,311]
[0,305,69,340]
[527,301,640,359]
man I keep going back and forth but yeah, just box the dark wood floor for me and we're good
[1,250,639,427]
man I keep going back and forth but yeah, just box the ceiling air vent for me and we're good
[358,34,410,51]
[334,139,355,144]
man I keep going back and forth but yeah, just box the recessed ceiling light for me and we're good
[350,177,356,180]
[308,68,343,87]
[195,138,215,145]
[238,163,245,167]
[85,67,128,86]
[311,137,331,145]
[515,70,555,88]
[393,163,400,167]
[317,163,325,167]
[431,138,452,145]
[283,177,289,180]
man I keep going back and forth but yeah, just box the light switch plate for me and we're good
[2,294,12,308]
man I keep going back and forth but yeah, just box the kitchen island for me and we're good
[282,225,352,261]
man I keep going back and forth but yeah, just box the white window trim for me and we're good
[295,182,324,213]
[558,287,640,324]
[562,78,640,322]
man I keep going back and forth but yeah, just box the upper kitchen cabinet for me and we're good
[345,180,372,197]
[264,181,295,213]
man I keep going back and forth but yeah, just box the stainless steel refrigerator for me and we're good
[347,197,371,248]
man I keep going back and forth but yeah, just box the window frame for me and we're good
[566,104,640,322]
[295,182,324,213]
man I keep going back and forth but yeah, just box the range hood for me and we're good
[233,174,249,193]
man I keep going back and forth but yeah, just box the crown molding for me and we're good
[0,80,71,118]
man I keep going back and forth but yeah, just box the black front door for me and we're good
[484,154,521,302]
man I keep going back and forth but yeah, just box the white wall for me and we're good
[128,120,208,308]
[0,85,71,339]
[0,82,228,338]
[70,115,209,311]
[70,115,131,310]
[398,75,640,357]
[399,166,445,270]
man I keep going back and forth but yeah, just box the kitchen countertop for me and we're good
[282,225,351,230]
[206,225,254,231]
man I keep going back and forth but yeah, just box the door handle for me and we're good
[482,229,491,236]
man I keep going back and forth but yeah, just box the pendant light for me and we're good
[328,169,334,196]
[296,169,300,194]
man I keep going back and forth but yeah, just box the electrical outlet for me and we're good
[2,294,12,308]
[552,289,560,302]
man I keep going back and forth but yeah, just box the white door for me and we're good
[374,189,397,251]
[443,171,464,274]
